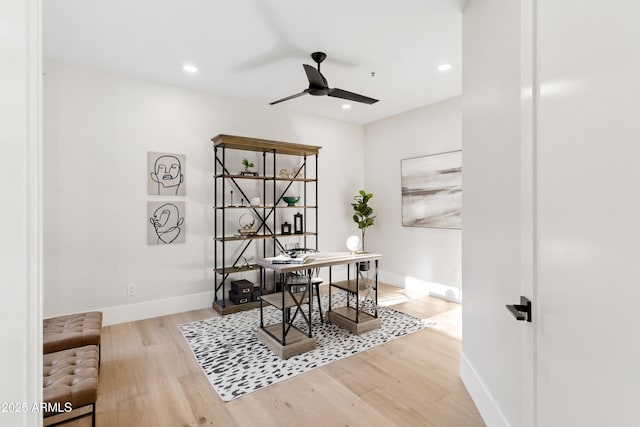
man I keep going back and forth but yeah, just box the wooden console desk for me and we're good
[256,252,382,359]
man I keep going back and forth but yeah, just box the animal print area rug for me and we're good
[179,293,433,401]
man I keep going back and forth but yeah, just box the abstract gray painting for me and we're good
[401,150,462,229]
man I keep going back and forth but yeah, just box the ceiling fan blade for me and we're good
[269,90,309,105]
[303,64,327,88]
[328,88,379,104]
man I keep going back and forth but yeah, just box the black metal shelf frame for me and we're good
[213,142,319,312]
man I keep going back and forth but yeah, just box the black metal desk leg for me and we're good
[355,263,360,323]
[307,270,313,337]
[280,273,286,345]
[259,266,264,328]
[328,266,332,314]
[348,264,351,309]
[374,259,379,318]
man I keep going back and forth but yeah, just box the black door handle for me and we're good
[506,296,532,322]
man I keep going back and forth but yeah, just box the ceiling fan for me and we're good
[270,52,379,106]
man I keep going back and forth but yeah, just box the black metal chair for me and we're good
[285,248,324,322]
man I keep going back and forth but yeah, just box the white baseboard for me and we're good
[99,291,215,326]
[83,269,460,326]
[378,270,406,288]
[460,351,510,427]
[378,270,462,303]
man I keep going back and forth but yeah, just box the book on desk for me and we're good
[269,254,309,264]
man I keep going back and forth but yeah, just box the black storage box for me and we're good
[290,284,308,293]
[276,281,307,294]
[229,290,251,305]
[230,279,254,295]
[251,286,261,301]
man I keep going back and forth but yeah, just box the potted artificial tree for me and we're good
[351,190,375,269]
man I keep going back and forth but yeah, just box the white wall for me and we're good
[43,61,363,325]
[0,0,42,425]
[364,97,462,301]
[460,0,523,426]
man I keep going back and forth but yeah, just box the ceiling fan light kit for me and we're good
[270,52,379,106]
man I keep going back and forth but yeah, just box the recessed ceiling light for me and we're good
[183,64,198,73]
[342,104,351,110]
[438,63,452,72]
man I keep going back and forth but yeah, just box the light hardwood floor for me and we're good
[64,284,485,427]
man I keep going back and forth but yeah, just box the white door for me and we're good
[461,1,535,426]
[0,0,42,426]
[463,0,639,425]
[534,0,640,426]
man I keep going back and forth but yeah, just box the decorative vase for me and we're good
[281,222,291,235]
[293,212,303,234]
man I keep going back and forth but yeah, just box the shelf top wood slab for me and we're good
[256,251,382,273]
[214,173,316,182]
[212,134,321,156]
[214,232,317,242]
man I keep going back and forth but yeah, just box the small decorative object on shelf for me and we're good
[229,190,234,207]
[279,169,290,178]
[294,212,303,234]
[241,256,254,268]
[283,196,300,206]
[292,165,304,178]
[281,221,291,235]
[238,213,257,236]
[241,158,258,176]
[241,198,245,207]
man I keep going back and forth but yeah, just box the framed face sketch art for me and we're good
[148,201,185,244]
[148,152,186,196]
[401,150,462,229]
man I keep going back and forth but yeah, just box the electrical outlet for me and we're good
[127,283,136,296]
[452,270,461,283]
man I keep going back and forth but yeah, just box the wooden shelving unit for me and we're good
[211,134,321,315]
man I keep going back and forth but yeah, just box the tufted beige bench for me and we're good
[43,311,102,363]
[43,345,98,427]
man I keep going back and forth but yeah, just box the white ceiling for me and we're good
[43,0,463,124]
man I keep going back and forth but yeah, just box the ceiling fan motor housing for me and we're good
[311,51,327,64]
[309,87,330,96]
[269,51,378,105]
